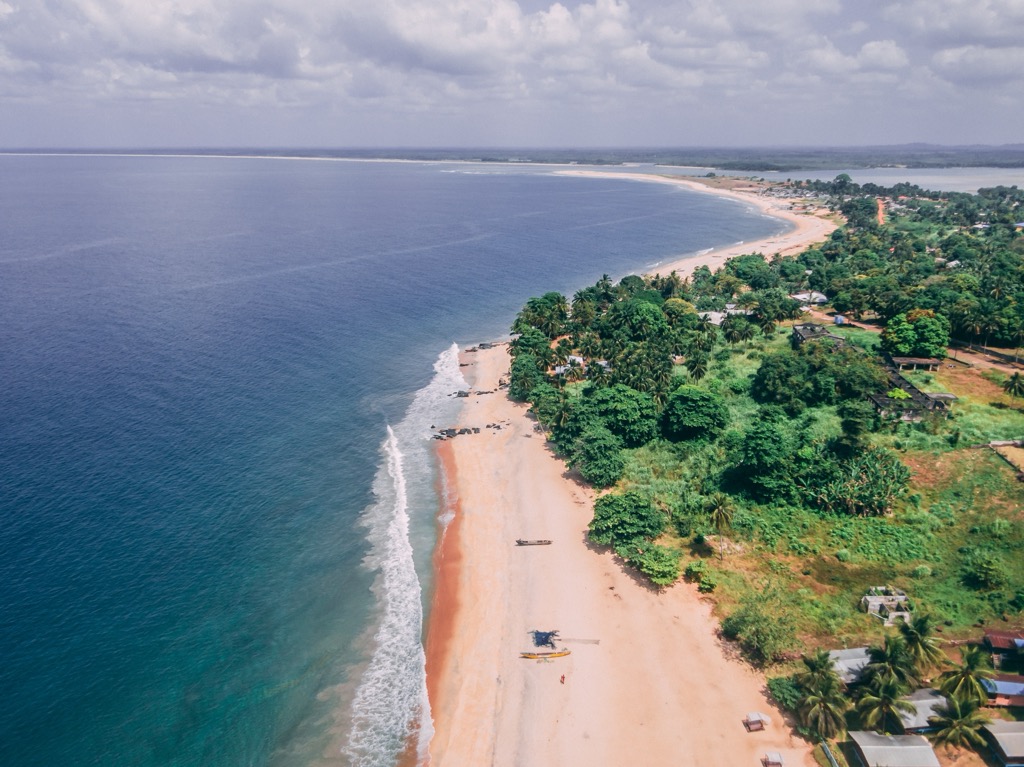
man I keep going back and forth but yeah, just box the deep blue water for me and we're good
[0,156,783,767]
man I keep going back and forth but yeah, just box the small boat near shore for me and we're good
[515,539,552,546]
[519,649,571,660]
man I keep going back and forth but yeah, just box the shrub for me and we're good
[588,491,665,547]
[721,597,797,664]
[767,675,803,712]
[697,572,718,592]
[684,559,706,581]
[616,542,682,586]
[961,549,1009,591]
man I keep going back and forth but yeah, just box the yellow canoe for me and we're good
[519,649,571,659]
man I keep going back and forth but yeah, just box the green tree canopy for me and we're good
[569,424,625,488]
[588,491,665,547]
[937,646,994,707]
[661,385,729,441]
[857,677,916,735]
[881,310,951,359]
[928,696,990,752]
[586,384,659,448]
[799,674,848,741]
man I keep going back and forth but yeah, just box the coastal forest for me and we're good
[507,177,1024,755]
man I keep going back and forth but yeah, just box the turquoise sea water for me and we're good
[0,156,784,767]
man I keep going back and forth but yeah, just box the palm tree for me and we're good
[706,492,735,560]
[799,674,849,741]
[722,317,744,345]
[864,635,919,688]
[796,649,842,693]
[552,338,572,368]
[928,695,990,752]
[565,359,585,383]
[1003,372,1024,400]
[596,274,615,306]
[897,614,946,677]
[552,395,573,429]
[685,355,709,382]
[937,646,994,707]
[857,678,916,735]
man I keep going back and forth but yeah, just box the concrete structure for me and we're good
[849,731,940,767]
[983,721,1024,767]
[898,688,945,734]
[861,586,912,626]
[791,322,844,346]
[889,357,941,371]
[829,647,871,685]
[790,290,828,305]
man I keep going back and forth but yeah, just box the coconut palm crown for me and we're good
[928,695,991,752]
[937,645,994,707]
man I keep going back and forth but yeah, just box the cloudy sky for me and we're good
[1,0,1022,148]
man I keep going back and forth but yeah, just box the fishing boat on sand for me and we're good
[515,539,552,546]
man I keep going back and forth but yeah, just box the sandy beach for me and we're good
[558,169,838,278]
[422,174,836,767]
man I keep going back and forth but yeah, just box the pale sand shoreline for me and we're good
[557,169,838,278]
[422,174,836,766]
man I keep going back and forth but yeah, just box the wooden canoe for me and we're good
[519,649,571,660]
[515,539,552,546]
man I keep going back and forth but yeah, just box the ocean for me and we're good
[0,155,783,767]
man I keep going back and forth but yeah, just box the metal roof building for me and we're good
[829,647,870,685]
[983,721,1024,767]
[898,688,945,733]
[983,674,1024,707]
[848,731,940,767]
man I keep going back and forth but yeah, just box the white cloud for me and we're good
[858,40,908,70]
[0,0,1021,145]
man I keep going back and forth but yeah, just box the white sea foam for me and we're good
[344,345,466,767]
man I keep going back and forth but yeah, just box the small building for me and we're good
[792,322,845,346]
[552,355,585,376]
[982,674,1024,708]
[982,720,1024,767]
[829,647,871,685]
[861,586,912,626]
[869,394,924,422]
[790,290,828,305]
[898,688,945,734]
[848,731,940,767]
[889,357,941,371]
[925,392,958,409]
[985,630,1024,655]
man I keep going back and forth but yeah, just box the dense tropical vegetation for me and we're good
[505,174,1024,753]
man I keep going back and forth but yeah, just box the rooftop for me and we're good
[898,688,945,732]
[983,674,1024,698]
[983,721,1024,763]
[986,630,1024,652]
[849,731,940,767]
[829,647,870,684]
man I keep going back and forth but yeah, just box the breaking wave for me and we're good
[344,345,466,766]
